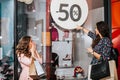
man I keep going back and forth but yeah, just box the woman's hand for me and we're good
[30,41,36,52]
[76,26,89,34]
[87,47,101,59]
[30,42,42,63]
[87,47,93,54]
[76,26,83,30]
[30,41,37,57]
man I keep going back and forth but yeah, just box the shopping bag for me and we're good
[90,61,110,80]
[34,60,46,78]
[101,60,118,80]
[29,60,38,79]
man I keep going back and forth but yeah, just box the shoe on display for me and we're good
[63,54,71,61]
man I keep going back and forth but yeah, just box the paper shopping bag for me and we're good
[29,60,38,79]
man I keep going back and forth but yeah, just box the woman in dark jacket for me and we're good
[76,21,112,65]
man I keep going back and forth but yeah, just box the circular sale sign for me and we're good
[50,0,88,30]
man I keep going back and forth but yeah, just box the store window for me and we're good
[16,0,47,79]
[0,0,14,80]
[15,0,108,80]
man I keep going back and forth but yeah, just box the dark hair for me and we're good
[16,36,32,58]
[96,21,110,38]
[92,21,110,48]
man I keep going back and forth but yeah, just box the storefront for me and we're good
[0,0,119,80]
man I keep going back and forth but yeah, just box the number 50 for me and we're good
[58,4,81,21]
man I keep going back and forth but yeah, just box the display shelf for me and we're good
[52,41,72,67]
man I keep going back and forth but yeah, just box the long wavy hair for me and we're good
[16,36,32,58]
[91,21,110,48]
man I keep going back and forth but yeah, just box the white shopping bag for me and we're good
[34,60,46,77]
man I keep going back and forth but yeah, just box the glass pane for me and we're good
[0,0,14,80]
[16,0,46,79]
